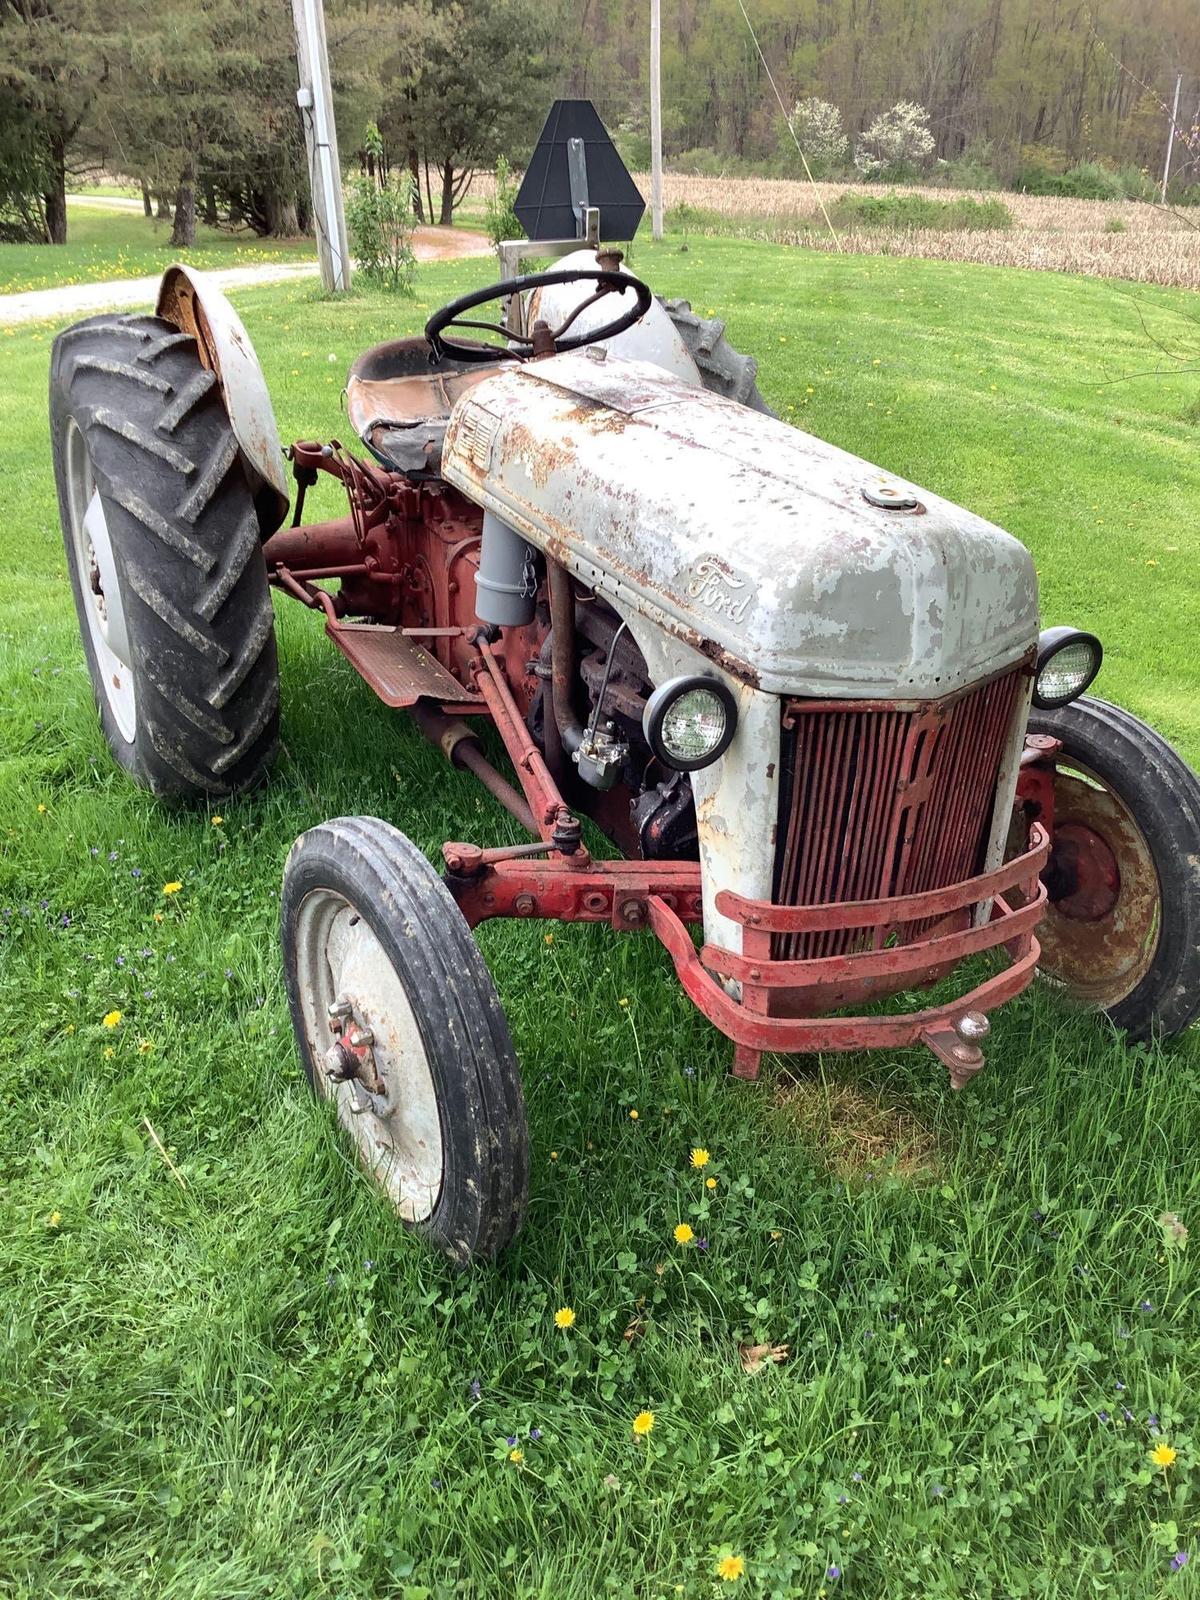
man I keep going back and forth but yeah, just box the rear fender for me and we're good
[156,264,289,535]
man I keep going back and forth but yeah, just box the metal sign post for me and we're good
[292,0,352,293]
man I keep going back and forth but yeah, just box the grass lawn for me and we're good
[2,236,1199,1598]
[0,205,315,297]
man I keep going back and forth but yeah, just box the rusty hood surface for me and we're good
[441,349,1038,698]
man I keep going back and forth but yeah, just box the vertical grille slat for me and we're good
[773,670,1024,962]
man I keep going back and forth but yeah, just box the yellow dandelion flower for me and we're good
[102,1010,121,1028]
[632,1409,655,1436]
[690,1147,710,1169]
[47,1210,61,1228]
[508,1447,524,1464]
[673,1222,694,1245]
[618,997,629,1007]
[629,1109,639,1120]
[37,803,47,814]
[103,1046,114,1060]
[152,912,164,924]
[717,1555,745,1582]
[544,932,554,945]
[550,1151,559,1161]
[1151,1443,1177,1468]
[706,1176,717,1190]
[162,881,182,895]
[211,815,223,826]
[65,1024,75,1036]
[554,1306,576,1330]
[138,1040,154,1055]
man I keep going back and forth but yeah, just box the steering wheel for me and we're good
[424,268,654,365]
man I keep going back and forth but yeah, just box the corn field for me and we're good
[470,170,1200,289]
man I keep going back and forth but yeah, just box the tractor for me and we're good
[50,246,1200,1263]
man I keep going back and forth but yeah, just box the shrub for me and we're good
[1104,215,1127,234]
[827,192,1013,232]
[345,124,416,293]
[1017,159,1134,201]
[483,155,521,251]
[790,97,849,177]
[854,102,936,180]
[942,140,1002,190]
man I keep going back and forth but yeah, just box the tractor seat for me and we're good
[345,337,503,478]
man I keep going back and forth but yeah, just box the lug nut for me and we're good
[327,996,353,1023]
[514,893,536,916]
[348,1027,374,1049]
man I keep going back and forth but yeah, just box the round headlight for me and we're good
[1033,627,1103,709]
[643,675,738,771]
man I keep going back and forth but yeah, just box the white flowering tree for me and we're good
[790,97,849,176]
[854,102,936,179]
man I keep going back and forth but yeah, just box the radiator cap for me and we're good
[863,477,920,511]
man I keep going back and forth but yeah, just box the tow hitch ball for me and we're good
[324,996,386,1099]
[921,1009,992,1090]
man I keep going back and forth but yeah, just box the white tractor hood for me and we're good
[441,349,1038,699]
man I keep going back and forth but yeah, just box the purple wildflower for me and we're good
[1098,1411,1111,1424]
[529,1428,542,1441]
[225,969,235,980]
[827,1566,841,1581]
[1171,1552,1189,1573]
[131,868,142,880]
[89,847,99,857]
[1115,1380,1126,1392]
[1141,1300,1154,1313]
[852,1471,863,1482]
[40,899,49,910]
[696,1237,709,1252]
[1123,1409,1135,1423]
[837,1494,848,1505]
[431,1476,442,1490]
[930,1483,945,1498]
[108,851,118,862]
[140,948,152,958]
[364,1259,375,1272]
[506,1435,518,1448]
[1031,1207,1044,1222]
[60,913,70,927]
[469,1379,482,1401]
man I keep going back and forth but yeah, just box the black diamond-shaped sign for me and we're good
[514,100,646,243]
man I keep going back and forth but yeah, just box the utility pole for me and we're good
[292,0,351,292]
[650,0,663,240]
[1162,72,1183,205]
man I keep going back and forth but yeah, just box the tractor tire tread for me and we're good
[281,816,529,1264]
[50,311,278,799]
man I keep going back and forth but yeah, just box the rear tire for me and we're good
[281,816,529,1265]
[1028,697,1200,1042]
[662,299,778,416]
[50,312,279,799]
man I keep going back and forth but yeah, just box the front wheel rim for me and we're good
[1038,758,1161,1007]
[64,418,137,743]
[293,887,445,1223]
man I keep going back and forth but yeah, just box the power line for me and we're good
[733,0,842,253]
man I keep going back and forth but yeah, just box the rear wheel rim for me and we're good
[293,887,444,1223]
[64,418,137,743]
[1039,757,1160,1007]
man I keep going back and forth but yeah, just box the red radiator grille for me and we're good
[772,668,1026,961]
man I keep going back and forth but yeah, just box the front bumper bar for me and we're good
[445,824,1050,1086]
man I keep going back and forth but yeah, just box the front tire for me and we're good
[50,312,279,798]
[281,817,529,1265]
[1028,697,1200,1041]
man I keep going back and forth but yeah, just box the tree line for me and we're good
[2,0,1196,248]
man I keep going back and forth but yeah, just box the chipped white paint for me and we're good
[442,350,1038,700]
[527,247,704,384]
[155,265,290,526]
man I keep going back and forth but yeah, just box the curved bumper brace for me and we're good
[647,825,1050,1086]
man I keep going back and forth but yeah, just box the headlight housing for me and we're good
[643,675,738,771]
[1033,627,1103,709]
